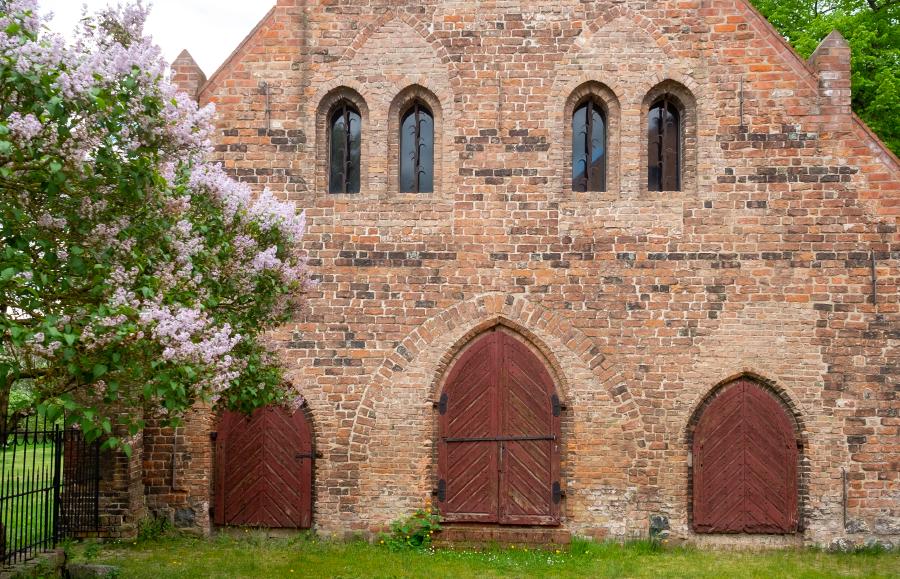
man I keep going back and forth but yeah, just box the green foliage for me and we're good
[8,380,33,415]
[0,2,308,443]
[379,508,442,550]
[750,0,900,154]
[137,516,172,541]
[83,540,103,560]
[70,533,900,579]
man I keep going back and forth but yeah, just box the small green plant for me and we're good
[83,540,103,560]
[379,508,442,550]
[137,516,172,541]
[58,537,76,560]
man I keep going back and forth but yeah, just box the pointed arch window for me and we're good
[399,101,434,193]
[648,96,681,191]
[572,99,607,192]
[329,100,361,194]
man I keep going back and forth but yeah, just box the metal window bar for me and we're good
[652,95,681,192]
[574,100,605,192]
[655,97,665,192]
[331,102,359,194]
[1,417,100,566]
[402,101,431,193]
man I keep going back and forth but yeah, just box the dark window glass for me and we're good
[399,101,434,193]
[329,101,361,194]
[572,99,606,192]
[648,97,680,191]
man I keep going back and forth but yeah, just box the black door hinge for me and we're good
[552,481,563,504]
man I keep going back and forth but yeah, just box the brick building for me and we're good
[106,0,899,548]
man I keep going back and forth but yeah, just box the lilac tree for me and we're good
[0,1,307,446]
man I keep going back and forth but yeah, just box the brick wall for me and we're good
[143,405,213,534]
[153,0,898,546]
[96,427,144,538]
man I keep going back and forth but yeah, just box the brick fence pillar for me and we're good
[95,425,145,538]
[143,403,213,535]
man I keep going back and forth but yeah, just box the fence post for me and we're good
[93,437,101,529]
[1,425,6,562]
[51,424,63,546]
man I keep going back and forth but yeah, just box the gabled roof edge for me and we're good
[198,5,277,100]
[736,0,898,176]
[853,114,900,172]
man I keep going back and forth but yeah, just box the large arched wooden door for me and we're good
[215,406,313,528]
[692,378,799,534]
[438,330,561,525]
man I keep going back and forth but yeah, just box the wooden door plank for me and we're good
[216,406,314,529]
[693,379,798,534]
[439,332,500,523]
[499,333,559,525]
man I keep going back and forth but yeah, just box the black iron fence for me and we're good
[1,417,100,566]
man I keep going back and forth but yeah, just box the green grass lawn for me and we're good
[72,532,900,579]
[1,443,56,558]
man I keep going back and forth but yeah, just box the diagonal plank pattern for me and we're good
[215,406,313,529]
[439,330,560,525]
[693,379,798,534]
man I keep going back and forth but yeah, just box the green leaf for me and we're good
[93,363,108,379]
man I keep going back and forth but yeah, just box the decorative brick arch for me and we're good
[307,80,370,123]
[352,294,637,436]
[387,83,453,196]
[343,294,641,510]
[556,80,623,195]
[428,317,571,404]
[633,74,701,109]
[312,85,369,196]
[684,371,807,448]
[553,6,692,105]
[340,10,457,74]
[580,4,679,56]
[638,78,700,194]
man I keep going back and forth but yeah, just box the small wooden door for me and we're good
[215,406,313,528]
[438,330,560,525]
[692,378,799,534]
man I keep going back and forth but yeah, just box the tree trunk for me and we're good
[0,377,10,437]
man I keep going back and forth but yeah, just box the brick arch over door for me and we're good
[437,327,562,525]
[688,376,801,534]
[343,293,640,528]
[350,294,638,448]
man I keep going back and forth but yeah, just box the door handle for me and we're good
[295,452,313,460]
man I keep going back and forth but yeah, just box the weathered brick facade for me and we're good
[132,0,900,547]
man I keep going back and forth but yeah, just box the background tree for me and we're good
[0,1,308,446]
[750,0,900,154]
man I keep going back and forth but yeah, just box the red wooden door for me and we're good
[692,379,798,534]
[438,330,560,525]
[215,406,313,528]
